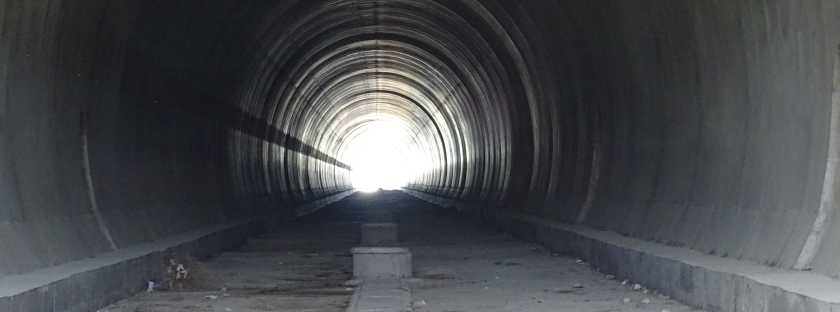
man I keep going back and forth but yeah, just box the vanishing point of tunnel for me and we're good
[1,1,839,311]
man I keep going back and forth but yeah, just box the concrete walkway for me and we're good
[102,191,700,312]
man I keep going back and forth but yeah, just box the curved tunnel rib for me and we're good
[2,1,840,310]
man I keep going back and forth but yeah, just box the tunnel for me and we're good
[1,1,839,311]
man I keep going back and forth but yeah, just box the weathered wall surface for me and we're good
[3,0,840,283]
[484,0,840,275]
[0,0,350,278]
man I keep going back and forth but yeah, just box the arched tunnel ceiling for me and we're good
[232,0,533,201]
[2,0,840,281]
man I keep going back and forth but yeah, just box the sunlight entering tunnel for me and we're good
[343,118,432,192]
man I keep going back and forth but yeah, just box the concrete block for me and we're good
[361,223,398,245]
[352,247,412,280]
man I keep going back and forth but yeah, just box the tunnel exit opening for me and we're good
[344,119,431,192]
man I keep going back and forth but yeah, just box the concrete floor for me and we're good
[101,191,701,312]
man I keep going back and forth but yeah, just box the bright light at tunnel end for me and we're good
[344,120,429,193]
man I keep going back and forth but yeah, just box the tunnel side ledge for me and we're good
[402,189,840,312]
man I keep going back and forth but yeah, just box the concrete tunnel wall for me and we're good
[2,0,840,284]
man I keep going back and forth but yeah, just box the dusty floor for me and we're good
[99,217,360,312]
[102,191,701,312]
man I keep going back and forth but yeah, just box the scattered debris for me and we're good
[164,258,192,291]
[412,300,427,308]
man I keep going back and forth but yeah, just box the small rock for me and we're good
[572,283,584,289]
[622,298,632,304]
[605,274,615,280]
[204,295,219,300]
[412,300,427,308]
[575,259,585,264]
[621,280,629,285]
[225,308,233,312]
[632,283,642,291]
[662,310,672,312]
[343,279,362,287]
[641,298,651,304]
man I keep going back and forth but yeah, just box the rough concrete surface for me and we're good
[100,208,359,312]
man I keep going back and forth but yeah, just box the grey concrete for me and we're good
[3,0,840,311]
[361,223,399,245]
[0,220,258,312]
[346,280,412,312]
[407,189,840,312]
[499,213,840,312]
[352,247,412,280]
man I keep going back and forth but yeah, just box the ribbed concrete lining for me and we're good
[2,0,840,291]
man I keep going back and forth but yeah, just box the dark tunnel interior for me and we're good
[2,1,840,311]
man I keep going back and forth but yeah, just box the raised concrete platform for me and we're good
[361,223,398,245]
[352,247,412,280]
[403,189,840,312]
[345,280,412,312]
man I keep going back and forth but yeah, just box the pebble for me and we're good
[605,274,615,280]
[572,283,584,288]
[204,295,219,300]
[632,283,642,291]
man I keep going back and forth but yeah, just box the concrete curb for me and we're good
[402,190,840,312]
[345,280,412,312]
[0,219,259,312]
[0,192,350,312]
